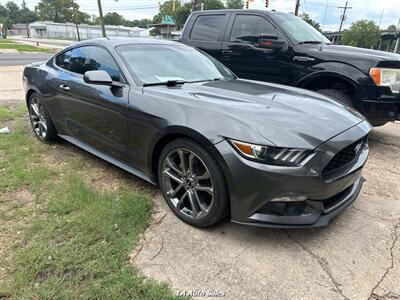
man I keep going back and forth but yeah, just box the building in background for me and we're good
[325,31,343,44]
[28,21,151,40]
[170,30,182,41]
[378,31,400,53]
[150,15,177,39]
[11,23,28,36]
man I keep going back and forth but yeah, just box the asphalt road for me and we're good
[0,52,52,66]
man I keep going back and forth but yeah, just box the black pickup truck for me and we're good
[180,9,400,126]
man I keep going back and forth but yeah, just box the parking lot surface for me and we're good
[129,104,400,298]
[1,66,399,300]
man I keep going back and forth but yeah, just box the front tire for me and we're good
[317,89,354,109]
[158,138,229,228]
[317,89,388,127]
[28,93,57,142]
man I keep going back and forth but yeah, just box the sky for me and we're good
[2,0,399,32]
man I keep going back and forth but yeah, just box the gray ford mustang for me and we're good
[23,38,371,228]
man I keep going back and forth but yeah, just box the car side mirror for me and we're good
[258,35,286,51]
[84,70,113,86]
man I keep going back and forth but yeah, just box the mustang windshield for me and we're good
[272,13,331,45]
[117,44,236,85]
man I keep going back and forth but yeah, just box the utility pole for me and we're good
[192,0,201,12]
[97,0,106,37]
[337,1,352,43]
[294,0,300,16]
[22,0,29,38]
[72,0,80,41]
[378,9,385,29]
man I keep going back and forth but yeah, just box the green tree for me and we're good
[386,24,397,32]
[175,2,191,29]
[152,0,225,30]
[0,2,38,25]
[300,13,321,31]
[0,17,12,36]
[101,12,126,26]
[202,0,225,10]
[5,1,19,21]
[152,0,181,24]
[35,0,88,23]
[17,7,38,23]
[0,4,7,19]
[342,20,380,49]
[130,18,152,28]
[226,0,244,9]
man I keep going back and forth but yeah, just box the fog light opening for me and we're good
[270,196,308,202]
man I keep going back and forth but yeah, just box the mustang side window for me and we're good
[55,50,71,70]
[69,46,121,82]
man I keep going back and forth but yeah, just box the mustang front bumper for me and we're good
[215,120,371,228]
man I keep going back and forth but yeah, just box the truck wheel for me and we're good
[318,89,388,127]
[317,89,354,109]
[370,121,387,127]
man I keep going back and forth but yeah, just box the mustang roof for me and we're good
[73,37,178,48]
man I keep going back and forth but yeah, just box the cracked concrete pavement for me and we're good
[1,66,399,300]
[130,125,400,299]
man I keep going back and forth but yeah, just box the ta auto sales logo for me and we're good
[176,289,225,297]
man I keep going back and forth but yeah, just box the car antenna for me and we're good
[320,0,329,51]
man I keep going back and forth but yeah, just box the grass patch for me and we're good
[0,107,13,121]
[0,38,15,44]
[0,114,178,299]
[0,40,50,52]
[0,106,26,122]
[2,179,173,299]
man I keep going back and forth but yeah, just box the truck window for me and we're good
[230,15,277,43]
[190,15,224,42]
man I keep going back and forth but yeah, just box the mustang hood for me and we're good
[146,79,368,149]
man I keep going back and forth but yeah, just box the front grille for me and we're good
[322,137,366,175]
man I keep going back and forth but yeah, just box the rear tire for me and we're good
[28,92,58,142]
[158,138,229,228]
[317,89,354,109]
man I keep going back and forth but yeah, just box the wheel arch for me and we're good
[149,126,229,186]
[296,71,366,102]
[25,87,42,107]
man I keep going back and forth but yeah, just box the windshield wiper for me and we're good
[297,40,323,45]
[143,80,188,87]
[191,78,228,83]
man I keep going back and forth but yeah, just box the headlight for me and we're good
[369,68,400,94]
[229,140,315,167]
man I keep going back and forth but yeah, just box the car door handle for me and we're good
[59,84,70,91]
